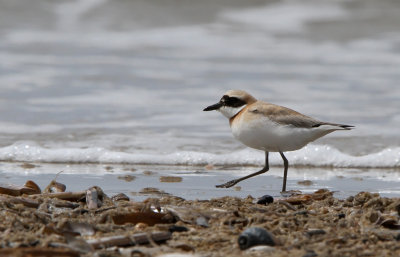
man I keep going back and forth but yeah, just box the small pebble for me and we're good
[257,195,274,205]
[169,225,189,233]
[196,216,209,227]
[294,210,308,216]
[306,229,326,237]
[303,250,318,257]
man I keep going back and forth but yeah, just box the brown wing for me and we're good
[247,101,322,128]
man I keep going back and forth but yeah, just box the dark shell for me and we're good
[257,195,274,205]
[238,227,275,250]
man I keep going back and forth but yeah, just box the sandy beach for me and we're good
[1,174,400,257]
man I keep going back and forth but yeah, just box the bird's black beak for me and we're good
[203,102,222,111]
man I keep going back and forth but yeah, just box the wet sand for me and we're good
[1,162,400,200]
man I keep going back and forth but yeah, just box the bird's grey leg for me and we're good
[216,151,269,188]
[279,151,288,192]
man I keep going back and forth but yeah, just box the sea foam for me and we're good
[0,141,399,169]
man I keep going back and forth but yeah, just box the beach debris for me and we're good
[0,180,41,196]
[143,170,156,176]
[2,179,400,257]
[157,253,202,257]
[111,193,130,202]
[19,163,37,169]
[293,210,309,216]
[86,186,104,209]
[86,231,171,249]
[59,221,96,236]
[297,180,313,186]
[0,195,40,208]
[166,206,210,227]
[159,176,183,183]
[280,190,302,197]
[43,171,66,193]
[118,175,136,182]
[284,194,313,204]
[257,195,274,205]
[134,222,148,231]
[41,220,96,238]
[375,214,400,229]
[46,181,67,193]
[277,200,296,211]
[168,225,189,233]
[112,211,174,226]
[51,198,81,209]
[139,187,170,196]
[0,184,25,196]
[247,245,275,253]
[170,243,196,252]
[306,229,327,237]
[303,250,318,257]
[238,227,276,250]
[205,164,214,170]
[388,200,400,215]
[64,236,95,254]
[37,191,86,202]
[195,216,209,227]
[142,197,162,212]
[0,247,80,257]
[124,167,137,172]
[283,189,333,205]
[24,180,42,194]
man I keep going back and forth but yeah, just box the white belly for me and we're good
[231,115,332,152]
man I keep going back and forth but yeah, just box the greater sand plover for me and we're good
[204,90,353,192]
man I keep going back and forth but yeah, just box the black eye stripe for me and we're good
[220,95,246,108]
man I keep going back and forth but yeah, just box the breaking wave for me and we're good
[0,141,399,169]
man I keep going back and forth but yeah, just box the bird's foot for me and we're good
[215,180,238,188]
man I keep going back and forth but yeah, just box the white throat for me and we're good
[218,105,247,119]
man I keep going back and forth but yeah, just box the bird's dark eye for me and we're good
[221,96,246,108]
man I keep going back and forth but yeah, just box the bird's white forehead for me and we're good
[224,90,249,99]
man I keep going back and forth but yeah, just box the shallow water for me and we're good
[0,0,400,197]
[1,163,399,200]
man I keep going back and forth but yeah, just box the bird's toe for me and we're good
[216,180,237,188]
